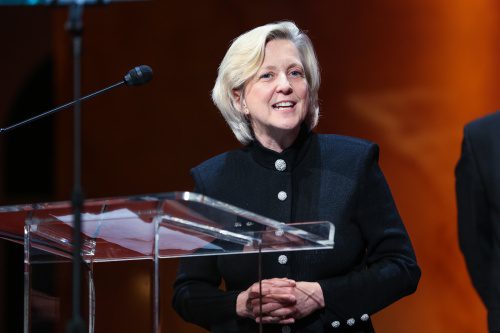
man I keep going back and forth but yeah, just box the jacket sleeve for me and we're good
[317,143,421,325]
[171,168,241,330]
[455,126,492,306]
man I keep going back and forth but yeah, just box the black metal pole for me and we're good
[66,3,86,333]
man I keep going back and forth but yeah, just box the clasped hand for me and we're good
[236,278,325,324]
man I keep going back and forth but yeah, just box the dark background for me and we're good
[1,1,499,332]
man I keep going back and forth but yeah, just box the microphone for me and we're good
[124,65,153,86]
[0,65,153,134]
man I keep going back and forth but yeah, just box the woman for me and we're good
[172,21,420,333]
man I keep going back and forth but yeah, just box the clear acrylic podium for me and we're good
[0,191,335,332]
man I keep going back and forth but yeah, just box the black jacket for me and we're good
[173,131,420,333]
[456,111,500,333]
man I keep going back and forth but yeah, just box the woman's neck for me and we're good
[253,126,301,153]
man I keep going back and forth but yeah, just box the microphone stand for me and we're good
[0,3,150,332]
[0,65,149,331]
[65,3,85,333]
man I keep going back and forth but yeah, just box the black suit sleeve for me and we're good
[171,170,241,330]
[455,125,493,306]
[318,143,421,323]
[172,255,240,330]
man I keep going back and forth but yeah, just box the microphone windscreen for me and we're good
[124,65,153,86]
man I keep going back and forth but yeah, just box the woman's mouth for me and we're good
[272,101,296,110]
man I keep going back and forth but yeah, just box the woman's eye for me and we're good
[290,70,304,77]
[259,72,273,79]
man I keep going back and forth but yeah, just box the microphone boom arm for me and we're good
[0,81,124,134]
[1,64,152,134]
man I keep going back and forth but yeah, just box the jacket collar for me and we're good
[246,125,313,172]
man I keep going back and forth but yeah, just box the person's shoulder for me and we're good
[466,110,500,134]
[313,133,379,170]
[316,133,376,154]
[192,148,245,175]
[311,134,379,176]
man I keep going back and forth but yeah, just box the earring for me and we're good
[242,102,250,115]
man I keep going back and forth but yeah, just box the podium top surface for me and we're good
[0,192,334,263]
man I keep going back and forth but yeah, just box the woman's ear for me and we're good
[232,89,248,114]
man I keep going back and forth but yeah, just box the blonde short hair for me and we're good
[212,21,320,145]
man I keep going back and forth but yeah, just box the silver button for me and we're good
[331,321,340,328]
[275,159,287,171]
[281,325,291,333]
[278,254,288,264]
[360,314,369,321]
[277,191,287,201]
[347,318,355,326]
[274,229,284,237]
[246,221,254,226]
[234,222,242,227]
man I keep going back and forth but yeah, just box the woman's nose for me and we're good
[276,73,293,94]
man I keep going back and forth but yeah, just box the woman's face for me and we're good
[237,39,309,146]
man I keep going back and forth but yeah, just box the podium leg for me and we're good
[153,216,160,333]
[23,225,31,333]
[88,262,95,333]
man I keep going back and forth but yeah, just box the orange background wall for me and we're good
[1,1,500,332]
